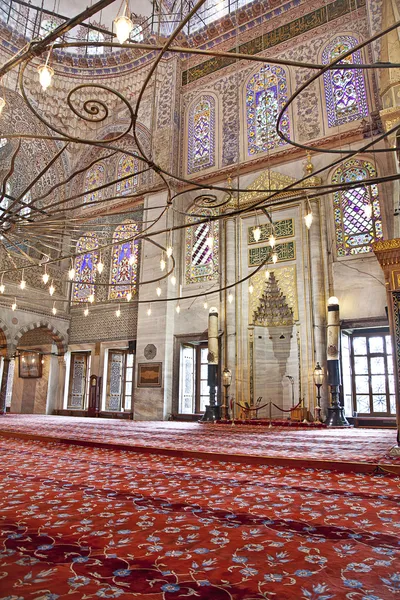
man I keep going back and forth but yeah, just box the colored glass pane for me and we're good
[87,30,104,55]
[322,36,368,128]
[185,205,219,284]
[188,95,215,174]
[109,221,139,300]
[84,163,105,205]
[116,155,138,196]
[73,233,99,302]
[19,191,31,217]
[332,159,382,256]
[246,65,289,156]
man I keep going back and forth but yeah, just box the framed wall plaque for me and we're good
[137,362,162,388]
[19,352,42,378]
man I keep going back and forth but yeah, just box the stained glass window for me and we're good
[322,36,368,128]
[84,163,105,205]
[116,154,139,196]
[109,221,139,300]
[73,233,99,302]
[185,205,219,284]
[246,65,289,156]
[332,159,383,256]
[87,30,105,55]
[188,95,215,174]
[0,139,7,149]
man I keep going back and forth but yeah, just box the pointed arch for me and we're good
[322,35,369,128]
[73,233,99,302]
[187,94,216,174]
[116,154,139,196]
[185,204,219,284]
[245,64,290,157]
[332,159,383,256]
[14,320,67,355]
[84,162,105,204]
[109,221,139,300]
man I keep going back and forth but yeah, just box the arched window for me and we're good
[87,30,105,55]
[109,221,139,300]
[130,24,143,42]
[246,65,289,156]
[19,191,31,217]
[185,205,219,284]
[84,163,105,205]
[116,154,139,196]
[0,182,11,217]
[188,95,216,174]
[40,19,58,37]
[332,159,383,256]
[322,36,368,128]
[73,233,99,302]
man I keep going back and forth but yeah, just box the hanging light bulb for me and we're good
[126,290,132,302]
[116,305,121,318]
[364,203,373,219]
[249,282,254,295]
[128,254,135,266]
[88,293,94,303]
[0,282,4,294]
[42,265,49,284]
[37,64,54,91]
[49,281,55,296]
[97,257,104,274]
[147,305,152,316]
[269,234,276,248]
[203,297,208,310]
[68,267,75,281]
[304,197,313,229]
[20,270,26,290]
[160,254,166,272]
[253,226,261,243]
[84,306,89,317]
[176,303,181,314]
[272,252,278,264]
[156,285,161,297]
[228,291,233,304]
[304,211,313,229]
[166,245,173,258]
[265,269,270,281]
[52,302,57,315]
[0,96,5,116]
[114,1,134,44]
[12,298,17,311]
[170,273,176,286]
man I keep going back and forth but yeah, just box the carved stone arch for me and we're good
[0,318,12,356]
[225,169,297,211]
[241,63,292,161]
[185,91,220,177]
[14,320,67,355]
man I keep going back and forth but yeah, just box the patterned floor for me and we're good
[0,415,398,471]
[0,436,399,599]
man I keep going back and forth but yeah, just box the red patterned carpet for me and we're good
[0,436,399,599]
[0,415,398,472]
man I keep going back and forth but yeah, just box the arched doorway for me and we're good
[11,324,66,414]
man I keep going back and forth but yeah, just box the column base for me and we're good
[325,406,351,427]
[200,405,221,422]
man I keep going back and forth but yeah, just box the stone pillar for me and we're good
[308,198,328,417]
[0,356,11,415]
[46,352,61,415]
[373,239,400,453]
[55,355,66,413]
[225,216,237,403]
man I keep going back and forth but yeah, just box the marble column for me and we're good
[225,216,237,405]
[0,356,11,415]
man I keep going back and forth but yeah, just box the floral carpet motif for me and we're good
[0,436,399,599]
[0,415,398,470]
